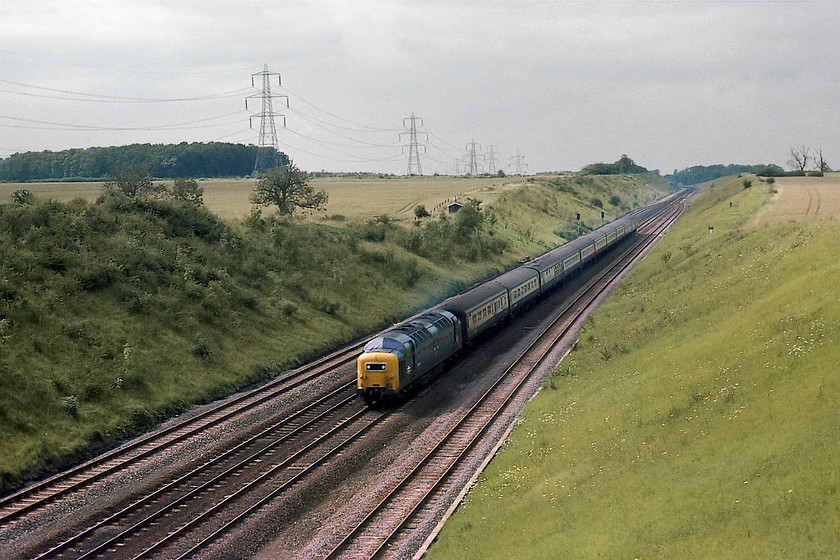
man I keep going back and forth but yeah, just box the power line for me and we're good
[0,110,246,131]
[0,78,250,103]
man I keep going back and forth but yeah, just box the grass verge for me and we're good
[426,178,840,559]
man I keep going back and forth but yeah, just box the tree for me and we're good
[250,162,328,217]
[455,198,484,237]
[414,204,431,219]
[102,164,162,198]
[170,178,204,205]
[788,145,811,173]
[814,147,830,174]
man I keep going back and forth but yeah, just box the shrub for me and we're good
[190,338,212,359]
[170,178,204,205]
[62,395,80,418]
[12,189,34,205]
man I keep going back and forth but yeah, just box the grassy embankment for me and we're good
[427,177,840,558]
[0,174,667,492]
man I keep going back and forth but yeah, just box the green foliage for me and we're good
[670,163,781,185]
[102,165,163,198]
[170,178,204,205]
[399,198,507,263]
[0,142,285,182]
[12,189,34,205]
[414,204,431,219]
[250,163,328,217]
[580,154,648,175]
[0,171,670,492]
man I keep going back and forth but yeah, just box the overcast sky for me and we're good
[1,0,837,175]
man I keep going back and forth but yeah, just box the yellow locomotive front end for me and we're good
[357,351,400,405]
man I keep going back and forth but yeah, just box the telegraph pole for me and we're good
[400,112,427,175]
[246,64,288,175]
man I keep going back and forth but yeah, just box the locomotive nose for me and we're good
[357,352,399,403]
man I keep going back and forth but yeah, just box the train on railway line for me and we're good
[356,191,686,406]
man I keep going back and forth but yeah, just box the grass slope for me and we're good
[427,179,840,558]
[0,175,666,492]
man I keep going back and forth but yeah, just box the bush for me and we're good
[414,204,431,219]
[190,338,212,359]
[62,395,80,418]
[12,189,34,205]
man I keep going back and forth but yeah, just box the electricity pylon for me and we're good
[486,143,498,174]
[509,149,527,175]
[400,112,427,175]
[246,64,288,175]
[465,139,482,175]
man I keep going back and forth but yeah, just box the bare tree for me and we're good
[788,145,811,173]
[814,147,830,175]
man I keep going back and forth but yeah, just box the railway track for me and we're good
[0,343,364,553]
[1,193,691,560]
[319,195,689,559]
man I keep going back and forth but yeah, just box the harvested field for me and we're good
[0,175,522,221]
[752,173,840,225]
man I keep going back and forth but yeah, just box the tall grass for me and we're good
[427,179,840,558]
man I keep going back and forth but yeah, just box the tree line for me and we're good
[0,142,288,182]
[669,163,784,185]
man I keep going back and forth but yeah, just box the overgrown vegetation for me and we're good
[579,154,649,175]
[428,178,840,559]
[0,173,667,493]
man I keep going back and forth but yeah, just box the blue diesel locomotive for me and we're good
[356,209,648,405]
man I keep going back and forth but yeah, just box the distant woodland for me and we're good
[670,163,784,185]
[0,143,288,182]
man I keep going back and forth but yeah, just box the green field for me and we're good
[426,178,840,558]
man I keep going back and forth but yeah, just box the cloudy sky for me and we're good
[1,0,837,175]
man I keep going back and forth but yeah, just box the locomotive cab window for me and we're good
[365,363,387,371]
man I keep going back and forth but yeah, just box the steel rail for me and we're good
[0,343,362,526]
[323,197,687,559]
[33,384,360,559]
